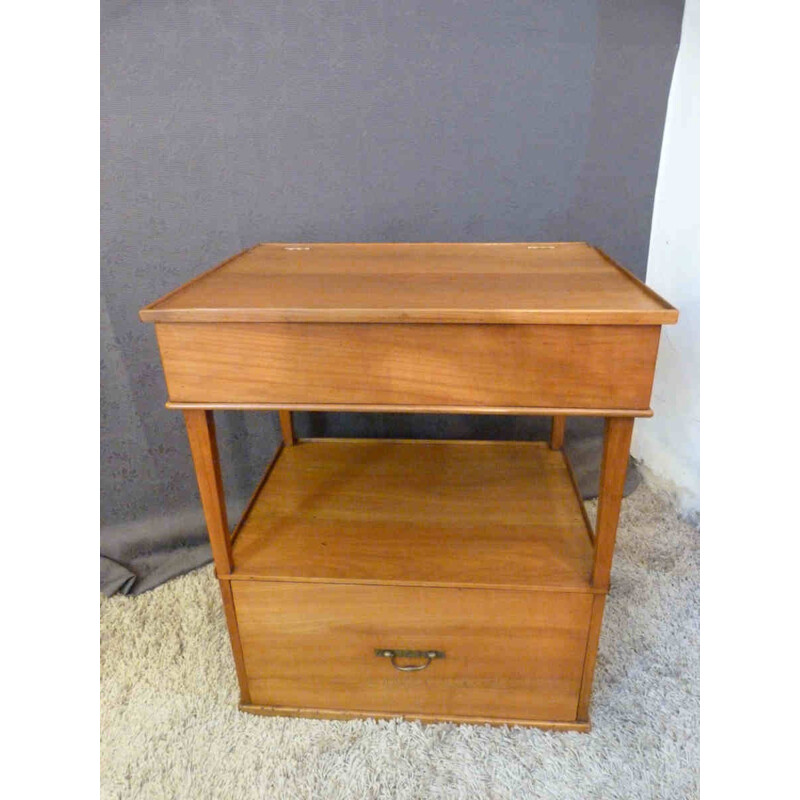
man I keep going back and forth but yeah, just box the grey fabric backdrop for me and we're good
[101,0,684,593]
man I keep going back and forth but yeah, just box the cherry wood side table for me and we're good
[140,242,677,731]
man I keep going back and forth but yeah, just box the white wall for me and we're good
[631,0,700,518]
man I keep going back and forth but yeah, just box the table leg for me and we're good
[183,408,250,703]
[278,410,295,446]
[577,593,606,721]
[549,415,566,450]
[591,416,635,591]
[577,416,634,722]
[183,408,233,575]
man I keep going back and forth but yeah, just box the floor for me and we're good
[100,484,699,800]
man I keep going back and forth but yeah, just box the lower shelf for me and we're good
[230,438,595,591]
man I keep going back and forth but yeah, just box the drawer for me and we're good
[156,322,660,410]
[232,581,593,723]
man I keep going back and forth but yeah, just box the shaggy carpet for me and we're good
[100,484,699,800]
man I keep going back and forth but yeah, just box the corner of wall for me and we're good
[630,0,699,518]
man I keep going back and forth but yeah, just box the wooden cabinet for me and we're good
[141,242,677,730]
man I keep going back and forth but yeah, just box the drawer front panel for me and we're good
[156,322,660,409]
[232,582,593,723]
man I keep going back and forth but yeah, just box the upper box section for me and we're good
[139,242,678,325]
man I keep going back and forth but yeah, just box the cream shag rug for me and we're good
[101,484,699,800]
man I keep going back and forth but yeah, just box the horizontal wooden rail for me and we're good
[166,402,653,418]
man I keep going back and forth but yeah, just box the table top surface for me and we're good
[140,242,677,325]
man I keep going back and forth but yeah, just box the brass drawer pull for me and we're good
[375,648,445,672]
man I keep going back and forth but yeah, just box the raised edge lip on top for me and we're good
[138,242,679,325]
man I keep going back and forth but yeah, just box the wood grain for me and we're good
[233,581,593,723]
[140,242,677,325]
[182,409,233,575]
[166,401,654,417]
[591,417,635,590]
[156,322,661,410]
[229,440,595,590]
[278,410,294,446]
[577,593,607,721]
[550,415,566,450]
[217,579,251,705]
